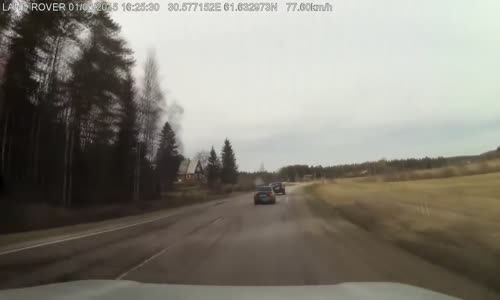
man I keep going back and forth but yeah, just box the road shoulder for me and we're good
[0,192,251,255]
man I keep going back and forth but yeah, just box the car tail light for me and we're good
[268,192,273,196]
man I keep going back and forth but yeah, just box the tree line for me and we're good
[0,0,182,206]
[279,156,455,181]
[204,138,239,188]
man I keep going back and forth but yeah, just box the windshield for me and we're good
[0,1,499,300]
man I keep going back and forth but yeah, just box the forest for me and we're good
[278,154,500,181]
[0,1,182,207]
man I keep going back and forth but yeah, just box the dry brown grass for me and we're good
[377,159,500,182]
[305,172,500,291]
[0,186,249,234]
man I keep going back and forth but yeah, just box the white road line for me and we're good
[211,217,223,225]
[115,216,224,279]
[0,197,233,256]
[115,247,170,280]
[0,213,179,256]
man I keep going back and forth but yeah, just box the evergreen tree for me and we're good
[206,146,220,187]
[68,9,133,205]
[0,0,90,204]
[112,71,138,202]
[155,121,181,191]
[220,138,238,184]
[1,5,49,180]
[70,9,132,146]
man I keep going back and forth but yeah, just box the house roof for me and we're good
[178,159,202,175]
[178,160,190,174]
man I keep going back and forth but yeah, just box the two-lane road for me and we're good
[0,185,497,299]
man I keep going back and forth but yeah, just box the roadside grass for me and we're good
[305,172,500,291]
[0,186,250,235]
[164,186,248,207]
[0,187,252,247]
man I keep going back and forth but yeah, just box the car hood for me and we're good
[0,280,459,300]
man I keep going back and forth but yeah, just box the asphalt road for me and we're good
[0,185,497,299]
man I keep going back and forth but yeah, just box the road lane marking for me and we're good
[0,192,242,256]
[115,247,171,280]
[211,217,223,225]
[0,212,183,256]
[115,216,224,279]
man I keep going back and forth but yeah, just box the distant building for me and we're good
[177,159,205,185]
[359,170,369,176]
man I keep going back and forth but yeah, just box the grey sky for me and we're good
[113,1,500,171]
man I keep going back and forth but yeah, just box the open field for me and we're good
[305,172,500,291]
[370,159,500,182]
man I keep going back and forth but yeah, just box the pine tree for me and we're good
[206,146,220,187]
[220,138,238,184]
[70,10,132,146]
[112,71,138,202]
[1,5,49,180]
[0,0,90,204]
[155,121,181,191]
[68,9,133,205]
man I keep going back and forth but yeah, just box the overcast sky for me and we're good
[113,1,500,172]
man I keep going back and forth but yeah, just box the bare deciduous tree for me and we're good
[138,50,164,163]
[194,150,210,167]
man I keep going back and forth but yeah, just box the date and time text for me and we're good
[2,1,333,13]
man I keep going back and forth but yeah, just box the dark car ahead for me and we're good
[270,182,286,195]
[254,185,276,205]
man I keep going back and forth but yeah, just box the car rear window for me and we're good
[256,186,272,192]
